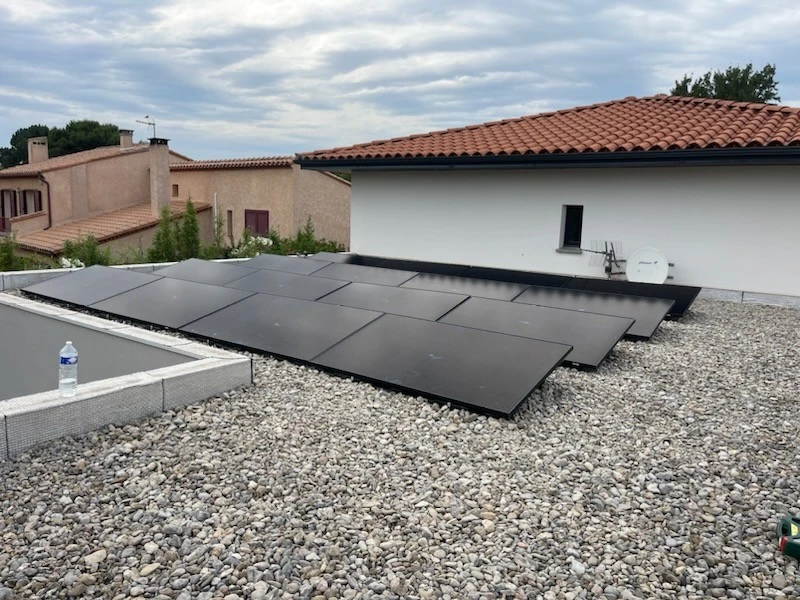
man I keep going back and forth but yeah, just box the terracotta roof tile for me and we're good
[17,200,211,255]
[170,156,293,171]
[0,145,149,177]
[298,95,800,162]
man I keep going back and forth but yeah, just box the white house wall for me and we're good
[350,166,800,296]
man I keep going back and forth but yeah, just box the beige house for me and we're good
[0,132,212,256]
[0,131,352,257]
[170,157,351,246]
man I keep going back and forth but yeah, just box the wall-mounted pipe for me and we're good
[37,172,52,230]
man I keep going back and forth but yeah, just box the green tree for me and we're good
[177,200,201,259]
[48,120,119,157]
[671,63,780,103]
[0,124,50,168]
[148,206,178,263]
[0,120,120,169]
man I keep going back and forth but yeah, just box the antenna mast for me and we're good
[136,116,157,138]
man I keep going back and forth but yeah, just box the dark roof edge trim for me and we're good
[296,146,800,171]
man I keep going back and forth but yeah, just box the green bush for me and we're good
[115,245,149,265]
[0,235,23,271]
[62,235,111,267]
[230,218,345,258]
[148,205,178,263]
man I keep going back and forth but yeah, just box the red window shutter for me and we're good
[244,210,269,235]
[257,211,269,235]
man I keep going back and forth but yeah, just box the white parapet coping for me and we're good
[0,294,251,460]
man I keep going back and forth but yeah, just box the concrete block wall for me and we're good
[0,294,251,460]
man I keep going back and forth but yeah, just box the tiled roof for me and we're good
[170,156,294,171]
[0,145,148,177]
[17,200,211,254]
[0,145,193,177]
[298,95,800,162]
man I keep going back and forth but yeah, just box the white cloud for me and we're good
[0,0,798,158]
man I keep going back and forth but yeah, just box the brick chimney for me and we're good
[119,129,134,148]
[27,136,49,164]
[149,138,171,218]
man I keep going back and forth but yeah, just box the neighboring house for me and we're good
[170,157,351,247]
[297,95,800,296]
[0,131,212,256]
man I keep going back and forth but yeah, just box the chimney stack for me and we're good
[149,138,171,218]
[119,129,134,148]
[27,136,49,164]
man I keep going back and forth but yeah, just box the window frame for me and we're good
[560,204,584,250]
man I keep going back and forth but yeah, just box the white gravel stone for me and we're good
[0,299,798,598]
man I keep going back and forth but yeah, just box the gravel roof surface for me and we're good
[1,299,799,599]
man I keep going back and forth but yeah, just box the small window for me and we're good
[226,210,233,239]
[21,190,42,215]
[244,209,269,236]
[561,205,583,249]
[1,189,17,219]
[171,184,179,197]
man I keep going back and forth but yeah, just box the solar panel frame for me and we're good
[90,278,255,329]
[401,273,530,301]
[310,252,365,264]
[312,314,572,418]
[243,254,331,275]
[313,262,419,286]
[154,258,258,286]
[439,297,634,368]
[22,265,163,306]
[513,285,674,340]
[318,281,468,320]
[225,269,350,301]
[181,293,383,362]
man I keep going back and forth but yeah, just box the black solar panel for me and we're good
[462,266,573,287]
[362,256,468,276]
[91,278,254,329]
[155,258,257,286]
[313,263,418,286]
[226,269,349,301]
[513,286,674,340]
[313,314,572,417]
[243,254,330,275]
[23,265,162,306]
[439,297,633,368]
[182,293,382,361]
[318,282,468,320]
[311,252,365,264]
[401,273,529,301]
[563,278,700,317]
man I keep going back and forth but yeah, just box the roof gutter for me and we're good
[296,146,800,172]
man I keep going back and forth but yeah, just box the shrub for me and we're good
[61,235,111,266]
[177,200,201,260]
[230,228,274,258]
[148,205,178,263]
[0,235,23,271]
[115,246,149,265]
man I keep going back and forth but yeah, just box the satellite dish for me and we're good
[626,247,669,284]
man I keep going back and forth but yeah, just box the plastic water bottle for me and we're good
[59,341,78,397]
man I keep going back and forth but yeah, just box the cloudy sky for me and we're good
[1,0,798,159]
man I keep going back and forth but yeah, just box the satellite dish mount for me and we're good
[583,240,625,278]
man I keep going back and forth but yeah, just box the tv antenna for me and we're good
[136,116,156,138]
[584,240,625,278]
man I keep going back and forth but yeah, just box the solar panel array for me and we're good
[23,254,699,417]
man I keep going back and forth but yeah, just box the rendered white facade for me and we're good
[350,166,800,296]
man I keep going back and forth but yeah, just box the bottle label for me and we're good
[60,357,78,365]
